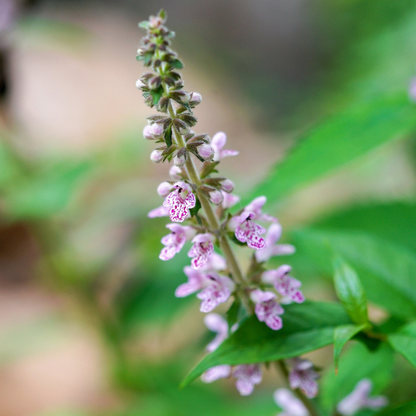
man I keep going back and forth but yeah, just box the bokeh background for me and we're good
[0,1,416,415]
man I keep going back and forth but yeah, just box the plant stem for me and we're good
[167,100,252,312]
[276,360,321,416]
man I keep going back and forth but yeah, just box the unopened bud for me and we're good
[143,125,154,140]
[190,92,202,106]
[198,144,214,160]
[220,179,235,193]
[149,76,161,90]
[169,165,182,180]
[150,149,164,163]
[136,79,146,89]
[174,148,187,167]
[209,190,224,205]
[137,48,146,56]
[151,123,164,138]
[157,181,172,197]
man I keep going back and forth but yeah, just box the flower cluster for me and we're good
[137,7,310,405]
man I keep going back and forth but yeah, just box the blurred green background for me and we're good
[0,0,416,415]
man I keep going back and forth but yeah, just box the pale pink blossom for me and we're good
[163,181,196,222]
[231,212,267,250]
[169,165,182,180]
[201,252,227,271]
[151,123,164,138]
[143,124,154,140]
[274,389,309,416]
[159,224,196,261]
[288,358,319,399]
[233,364,262,396]
[150,149,164,163]
[190,91,202,106]
[221,192,240,209]
[337,379,388,416]
[220,179,235,193]
[209,189,224,205]
[201,365,231,383]
[244,196,277,223]
[262,266,305,304]
[198,143,215,160]
[188,233,215,269]
[157,181,173,197]
[409,77,416,103]
[204,313,229,352]
[197,273,235,313]
[211,132,239,161]
[174,152,186,167]
[175,266,208,298]
[250,289,284,330]
[255,223,295,263]
[147,206,169,218]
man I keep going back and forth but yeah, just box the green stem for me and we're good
[276,360,321,416]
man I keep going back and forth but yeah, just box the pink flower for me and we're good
[221,191,240,209]
[201,365,231,383]
[159,224,196,261]
[175,266,208,298]
[188,233,215,269]
[169,165,182,180]
[204,313,229,352]
[232,212,267,250]
[209,189,224,205]
[274,389,309,416]
[201,252,227,272]
[255,223,295,263]
[262,266,305,304]
[233,364,262,396]
[157,181,173,197]
[211,132,239,161]
[409,77,416,103]
[197,273,235,313]
[244,196,277,223]
[198,143,215,160]
[163,181,196,222]
[337,379,388,416]
[220,179,235,193]
[147,206,169,218]
[250,289,284,330]
[288,358,319,399]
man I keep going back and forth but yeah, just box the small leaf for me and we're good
[333,323,368,373]
[170,59,183,69]
[150,87,163,106]
[164,125,173,148]
[138,21,149,30]
[388,321,416,369]
[181,301,351,387]
[226,298,241,331]
[333,256,369,325]
[377,400,416,416]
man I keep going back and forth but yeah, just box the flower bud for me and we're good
[149,75,161,90]
[150,149,164,163]
[143,125,154,140]
[220,179,235,193]
[209,190,224,205]
[190,92,202,106]
[157,181,172,197]
[137,48,146,56]
[136,79,146,89]
[198,144,214,160]
[174,148,187,167]
[151,123,164,138]
[169,165,182,180]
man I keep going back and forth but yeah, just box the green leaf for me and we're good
[150,87,163,106]
[170,59,184,69]
[388,321,416,368]
[226,298,242,330]
[290,229,416,319]
[321,342,394,414]
[377,401,416,416]
[313,202,416,254]
[244,92,416,206]
[333,256,369,325]
[333,324,368,372]
[181,301,351,387]
[164,125,173,148]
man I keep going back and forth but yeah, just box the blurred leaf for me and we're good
[5,160,91,220]
[377,401,416,416]
[313,202,416,254]
[321,342,394,414]
[244,92,416,206]
[226,298,241,330]
[290,229,416,319]
[333,256,369,325]
[388,321,416,368]
[333,324,368,372]
[181,301,351,387]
